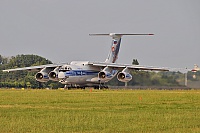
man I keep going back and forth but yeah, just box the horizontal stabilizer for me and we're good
[89,33,154,37]
[89,33,154,63]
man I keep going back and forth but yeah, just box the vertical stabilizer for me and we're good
[89,33,154,63]
[105,34,122,63]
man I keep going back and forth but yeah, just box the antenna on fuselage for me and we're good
[89,33,154,63]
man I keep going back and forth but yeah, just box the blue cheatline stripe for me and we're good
[126,74,132,79]
[43,75,49,79]
[65,70,99,76]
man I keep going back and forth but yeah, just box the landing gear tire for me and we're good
[94,85,109,90]
[81,87,85,89]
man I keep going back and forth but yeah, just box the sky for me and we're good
[0,0,199,69]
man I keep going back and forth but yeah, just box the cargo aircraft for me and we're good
[3,33,169,89]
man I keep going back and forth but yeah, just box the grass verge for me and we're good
[0,89,200,132]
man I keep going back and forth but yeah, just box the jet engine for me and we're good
[35,67,53,82]
[117,72,132,82]
[48,67,60,81]
[98,71,112,80]
[117,67,132,82]
[35,72,49,82]
[98,67,118,82]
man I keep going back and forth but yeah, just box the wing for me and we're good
[3,63,65,72]
[88,61,169,71]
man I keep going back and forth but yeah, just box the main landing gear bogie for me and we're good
[94,85,109,90]
[64,85,85,90]
[64,85,109,90]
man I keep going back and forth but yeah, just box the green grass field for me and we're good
[0,89,200,133]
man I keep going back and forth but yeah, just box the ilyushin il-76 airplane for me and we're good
[3,33,169,89]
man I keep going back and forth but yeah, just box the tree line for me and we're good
[0,54,62,89]
[0,54,199,89]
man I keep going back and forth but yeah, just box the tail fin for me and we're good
[89,33,154,63]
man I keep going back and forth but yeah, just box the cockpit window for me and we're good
[59,66,72,72]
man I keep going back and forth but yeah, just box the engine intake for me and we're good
[98,67,118,82]
[98,71,112,79]
[48,67,60,81]
[48,71,58,81]
[117,72,132,82]
[35,72,49,82]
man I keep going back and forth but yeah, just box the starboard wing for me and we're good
[88,62,169,71]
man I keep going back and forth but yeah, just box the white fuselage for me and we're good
[58,61,102,85]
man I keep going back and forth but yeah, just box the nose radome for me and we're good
[58,72,65,79]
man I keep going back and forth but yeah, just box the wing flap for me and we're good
[127,66,169,71]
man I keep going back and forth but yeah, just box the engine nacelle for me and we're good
[48,67,60,81]
[98,67,118,82]
[117,72,132,82]
[48,71,58,81]
[35,72,49,82]
[98,71,113,81]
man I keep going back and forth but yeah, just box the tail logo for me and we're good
[111,38,121,63]
[112,46,115,52]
